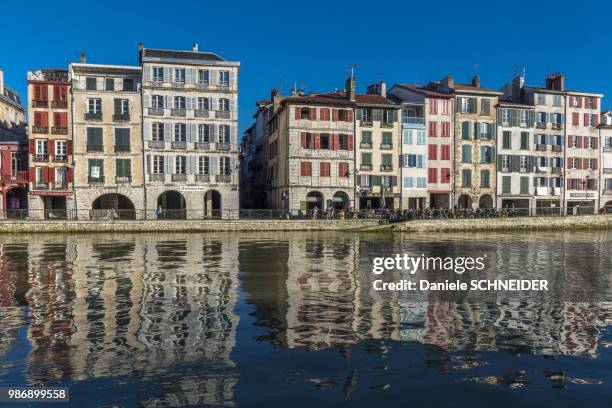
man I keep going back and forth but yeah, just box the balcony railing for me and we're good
[51,100,67,109]
[34,154,48,162]
[552,123,563,130]
[194,109,210,118]
[195,142,210,150]
[0,171,28,183]
[53,155,67,163]
[381,121,394,128]
[360,120,373,126]
[148,107,164,116]
[35,183,49,190]
[380,143,393,150]
[360,164,372,171]
[603,146,612,153]
[171,108,186,117]
[32,100,48,108]
[32,126,48,134]
[380,165,393,172]
[87,144,104,152]
[216,142,230,151]
[196,174,210,182]
[85,112,102,121]
[148,140,165,149]
[536,122,547,129]
[216,110,230,119]
[88,176,105,184]
[51,127,68,135]
[53,182,68,190]
[403,117,425,125]
[171,141,187,149]
[171,82,185,89]
[172,174,187,182]
[115,176,132,183]
[551,167,562,174]
[360,142,372,149]
[552,145,563,152]
[149,174,164,182]
[603,168,612,175]
[536,144,547,151]
[113,113,130,122]
[115,145,131,153]
[217,174,231,183]
[197,82,209,90]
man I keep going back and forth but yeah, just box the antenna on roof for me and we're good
[346,64,356,79]
[522,66,527,80]
[474,61,479,76]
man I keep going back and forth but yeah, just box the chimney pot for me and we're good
[192,42,199,52]
[346,76,356,101]
[471,75,480,88]
[80,51,86,64]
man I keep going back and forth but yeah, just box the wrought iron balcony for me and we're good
[115,145,131,153]
[1,171,29,183]
[603,168,612,174]
[148,140,165,149]
[171,108,186,117]
[196,174,210,182]
[148,107,164,116]
[34,154,48,162]
[88,176,105,184]
[552,123,563,130]
[536,144,547,151]
[51,127,68,135]
[87,144,104,152]
[551,167,562,174]
[172,173,187,182]
[32,126,48,134]
[35,183,49,190]
[216,174,231,183]
[360,164,372,171]
[216,110,230,119]
[380,143,393,150]
[360,120,373,127]
[113,113,130,122]
[85,112,102,121]
[194,109,210,118]
[51,100,67,109]
[32,100,48,108]
[53,182,67,190]
[171,141,187,149]
[381,121,394,128]
[360,142,372,149]
[380,165,393,172]
[552,145,563,152]
[53,155,67,163]
[149,174,165,182]
[195,142,210,150]
[216,142,230,151]
[115,176,132,183]
[197,82,209,90]
[171,82,185,89]
[536,122,547,129]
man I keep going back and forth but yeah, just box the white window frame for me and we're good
[152,67,164,82]
[88,98,101,113]
[175,155,186,174]
[173,68,186,84]
[36,139,48,155]
[55,140,67,156]
[152,156,164,174]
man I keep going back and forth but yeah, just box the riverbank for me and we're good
[382,214,612,233]
[0,219,382,233]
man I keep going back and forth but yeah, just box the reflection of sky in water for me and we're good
[0,231,610,407]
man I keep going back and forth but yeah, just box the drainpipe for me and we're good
[562,94,567,215]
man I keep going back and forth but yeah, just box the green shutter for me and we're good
[520,177,529,194]
[502,176,511,194]
[114,98,121,114]
[512,155,520,172]
[475,122,481,139]
[462,121,471,139]
[511,110,519,127]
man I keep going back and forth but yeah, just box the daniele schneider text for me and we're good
[371,254,548,292]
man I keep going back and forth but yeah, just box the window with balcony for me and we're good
[520,110,529,127]
[175,155,186,174]
[586,97,596,109]
[381,132,393,149]
[458,97,476,113]
[219,98,230,115]
[198,124,211,143]
[87,98,101,113]
[55,140,67,162]
[152,122,164,142]
[35,139,48,161]
[520,132,529,150]
[33,84,48,106]
[197,97,210,111]
[320,133,330,150]
[501,155,510,172]
[502,131,511,149]
[520,155,528,172]
[220,156,232,175]
[86,128,103,152]
[55,167,67,189]
[113,98,130,121]
[338,133,349,150]
[35,167,46,187]
[480,146,495,163]
[174,68,186,84]
[115,128,131,152]
[361,152,372,167]
[536,94,546,105]
[152,156,165,174]
[174,124,186,142]
[360,108,372,124]
[501,109,511,125]
[199,69,209,85]
[381,154,393,171]
[338,110,349,122]
[218,125,230,144]
[33,111,49,133]
[361,131,372,148]
[382,109,396,125]
[219,71,230,87]
[152,67,164,82]
[199,157,210,175]
[152,95,164,108]
[480,98,490,115]
[571,95,580,107]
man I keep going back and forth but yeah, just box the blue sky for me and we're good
[2,0,608,134]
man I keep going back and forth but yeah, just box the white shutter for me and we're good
[212,98,218,112]
[143,94,151,109]
[168,155,175,174]
[229,98,234,113]
[186,97,192,111]
[231,125,236,146]
[164,155,170,174]
[190,124,197,142]
[210,124,217,143]
[146,154,151,174]
[165,95,173,109]
[229,70,235,89]
[144,67,152,81]
[210,156,219,175]
[229,157,235,174]
[210,71,217,85]
[143,122,151,141]
[164,123,172,140]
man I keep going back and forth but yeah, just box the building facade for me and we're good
[600,111,612,211]
[140,44,240,219]
[496,75,536,212]
[0,69,28,213]
[27,69,74,217]
[354,83,401,210]
[70,61,144,218]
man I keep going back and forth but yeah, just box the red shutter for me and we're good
[584,113,589,127]
[568,135,573,147]
[49,167,55,183]
[42,85,48,100]
[594,97,599,110]
[295,107,301,120]
[300,162,305,176]
[576,136,582,148]
[41,167,49,183]
[67,167,73,182]
[567,179,572,190]
[347,110,353,122]
[347,134,353,150]
[34,85,41,100]
[29,167,35,182]
[67,140,73,155]
[593,137,599,149]
[48,140,55,156]
[583,158,588,169]
[300,132,306,148]
[584,97,588,109]
[594,114,599,127]
[29,139,35,153]
[311,107,317,121]
[577,96,582,108]
[314,133,320,149]
[332,109,339,121]
[334,134,340,150]
[572,112,579,126]
[593,159,598,170]
[567,157,572,169]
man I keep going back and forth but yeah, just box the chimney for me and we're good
[366,81,387,97]
[471,75,480,88]
[441,76,454,92]
[192,42,199,52]
[545,72,565,91]
[346,76,356,101]
[0,69,4,95]
[297,88,305,96]
[511,75,525,101]
[138,41,143,51]
[290,88,297,96]
[271,88,281,112]
[80,51,86,64]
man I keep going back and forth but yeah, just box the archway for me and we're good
[457,194,472,209]
[605,200,612,213]
[204,190,222,218]
[479,194,493,209]
[157,190,186,219]
[332,191,349,210]
[92,193,135,219]
[305,191,323,210]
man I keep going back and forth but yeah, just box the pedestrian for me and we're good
[155,205,162,219]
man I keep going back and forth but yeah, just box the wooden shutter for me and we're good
[311,107,317,121]
[347,134,353,151]
[41,166,49,183]
[593,137,599,149]
[67,140,73,155]
[48,140,55,156]
[314,133,320,149]
[29,167,35,183]
[295,107,301,120]
[300,132,306,148]
[584,113,589,126]
[347,110,353,122]
[332,109,339,121]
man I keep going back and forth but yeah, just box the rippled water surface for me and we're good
[0,231,611,407]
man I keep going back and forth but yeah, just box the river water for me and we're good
[0,231,611,407]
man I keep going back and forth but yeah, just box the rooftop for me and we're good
[140,47,239,67]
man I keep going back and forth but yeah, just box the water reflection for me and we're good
[0,231,610,406]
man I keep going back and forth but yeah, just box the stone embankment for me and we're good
[381,215,612,233]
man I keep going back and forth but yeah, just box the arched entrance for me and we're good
[92,193,135,219]
[204,190,222,218]
[479,194,493,209]
[5,187,28,219]
[457,194,472,209]
[332,191,349,210]
[605,200,612,213]
[157,190,186,219]
[305,191,323,210]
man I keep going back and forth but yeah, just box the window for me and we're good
[441,100,450,115]
[152,123,164,141]
[88,159,104,180]
[520,156,528,172]
[55,167,66,186]
[320,108,330,121]
[152,95,164,108]
[402,154,416,168]
[520,176,529,194]
[175,156,186,174]
[381,132,393,146]
[152,156,165,174]
[441,145,451,160]
[320,162,330,177]
[571,96,580,107]
[199,69,209,84]
[174,68,186,83]
[441,122,450,137]
[174,96,186,109]
[381,154,392,166]
[461,145,472,163]
[416,130,426,145]
[361,153,372,165]
[403,129,413,145]
[35,139,48,155]
[197,97,209,111]
[502,131,511,149]
[338,110,349,121]
[502,176,511,194]
[152,67,164,82]
[115,128,130,150]
[320,133,330,149]
[501,109,511,125]
[428,144,437,160]
[198,124,210,142]
[86,128,103,150]
[219,125,230,143]
[105,78,114,91]
[35,167,44,185]
[86,77,97,90]
[586,97,596,109]
[53,85,67,102]
[417,177,427,188]
[360,108,372,123]
[480,146,495,163]
[480,98,490,115]
[219,71,230,86]
[361,131,372,144]
[116,159,131,178]
[338,162,349,178]
[587,114,595,127]
[403,177,413,188]
[520,110,529,127]
[428,168,438,183]
[114,98,129,114]
[123,78,135,92]
[199,156,210,174]
[520,132,529,150]
[480,170,490,188]
[536,94,546,105]
[553,95,562,107]
[88,98,101,113]
[219,98,230,111]
[417,155,425,168]
[479,122,492,139]
[429,99,438,115]
[55,140,67,157]
[572,112,580,126]
[461,169,472,187]
[174,123,186,142]
[428,121,438,137]
[300,162,312,176]
[441,168,451,183]
[501,155,510,172]
[458,97,476,113]
[461,121,471,140]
